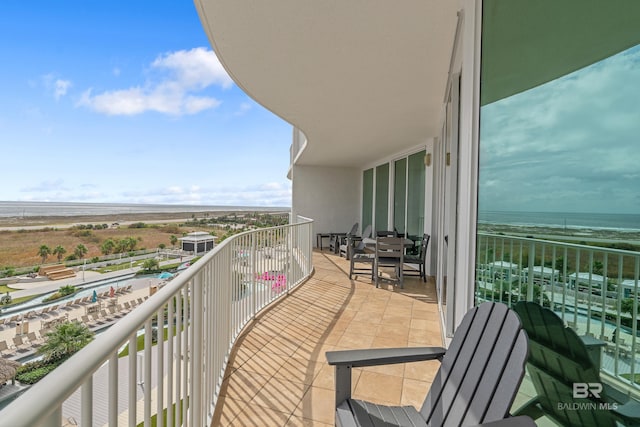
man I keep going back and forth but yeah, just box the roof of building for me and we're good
[179,232,216,242]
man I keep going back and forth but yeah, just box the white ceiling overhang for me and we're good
[194,0,640,169]
[481,0,640,106]
[194,0,460,168]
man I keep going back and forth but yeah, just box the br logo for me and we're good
[573,382,602,399]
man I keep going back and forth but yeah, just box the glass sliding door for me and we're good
[407,151,426,241]
[394,158,407,235]
[362,168,374,234]
[375,164,389,233]
[478,0,640,396]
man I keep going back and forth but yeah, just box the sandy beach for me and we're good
[478,223,640,246]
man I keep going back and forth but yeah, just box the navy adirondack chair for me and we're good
[326,302,533,427]
[513,301,640,427]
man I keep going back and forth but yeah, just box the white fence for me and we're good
[0,216,313,427]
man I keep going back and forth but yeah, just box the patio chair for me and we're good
[374,236,404,288]
[403,233,430,282]
[340,224,372,259]
[330,222,359,254]
[349,239,375,281]
[512,301,640,427]
[326,302,532,427]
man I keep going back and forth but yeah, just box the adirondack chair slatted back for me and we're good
[513,301,618,427]
[420,302,529,426]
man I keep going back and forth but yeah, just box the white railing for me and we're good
[0,216,313,427]
[476,232,640,391]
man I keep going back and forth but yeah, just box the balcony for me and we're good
[213,251,440,426]
[0,219,441,427]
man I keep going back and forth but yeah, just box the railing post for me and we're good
[251,232,257,318]
[128,334,137,427]
[192,273,203,427]
[37,407,62,427]
[527,241,535,301]
[109,353,118,427]
[144,319,152,426]
[81,377,93,427]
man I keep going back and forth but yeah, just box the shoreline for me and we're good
[478,223,640,245]
[0,209,290,230]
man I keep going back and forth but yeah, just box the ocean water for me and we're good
[0,201,289,218]
[479,211,640,232]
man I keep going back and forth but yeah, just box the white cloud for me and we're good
[151,47,233,90]
[41,74,72,100]
[234,102,253,116]
[54,79,72,99]
[118,182,292,207]
[78,47,232,116]
[21,179,68,192]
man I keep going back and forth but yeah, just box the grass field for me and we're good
[0,222,219,270]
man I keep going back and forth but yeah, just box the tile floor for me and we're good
[212,250,442,426]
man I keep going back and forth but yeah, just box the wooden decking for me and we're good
[213,250,442,426]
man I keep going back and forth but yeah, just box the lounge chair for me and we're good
[374,236,404,288]
[326,302,532,427]
[91,313,106,325]
[0,340,16,356]
[13,336,30,351]
[513,301,640,427]
[403,233,430,282]
[27,332,43,348]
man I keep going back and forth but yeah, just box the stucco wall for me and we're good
[291,165,360,246]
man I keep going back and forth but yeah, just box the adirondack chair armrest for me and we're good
[604,382,632,405]
[326,346,446,368]
[326,347,446,406]
[613,398,640,420]
[476,415,536,427]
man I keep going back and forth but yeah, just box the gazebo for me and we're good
[179,232,216,255]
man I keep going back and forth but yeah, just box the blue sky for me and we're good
[0,1,292,207]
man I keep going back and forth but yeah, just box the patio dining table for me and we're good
[362,237,415,248]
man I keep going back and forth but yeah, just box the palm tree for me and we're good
[101,238,115,255]
[37,245,52,264]
[52,245,66,263]
[170,235,178,247]
[143,258,159,271]
[74,244,88,260]
[38,322,94,361]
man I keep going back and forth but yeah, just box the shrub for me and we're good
[15,355,66,384]
[15,365,58,384]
